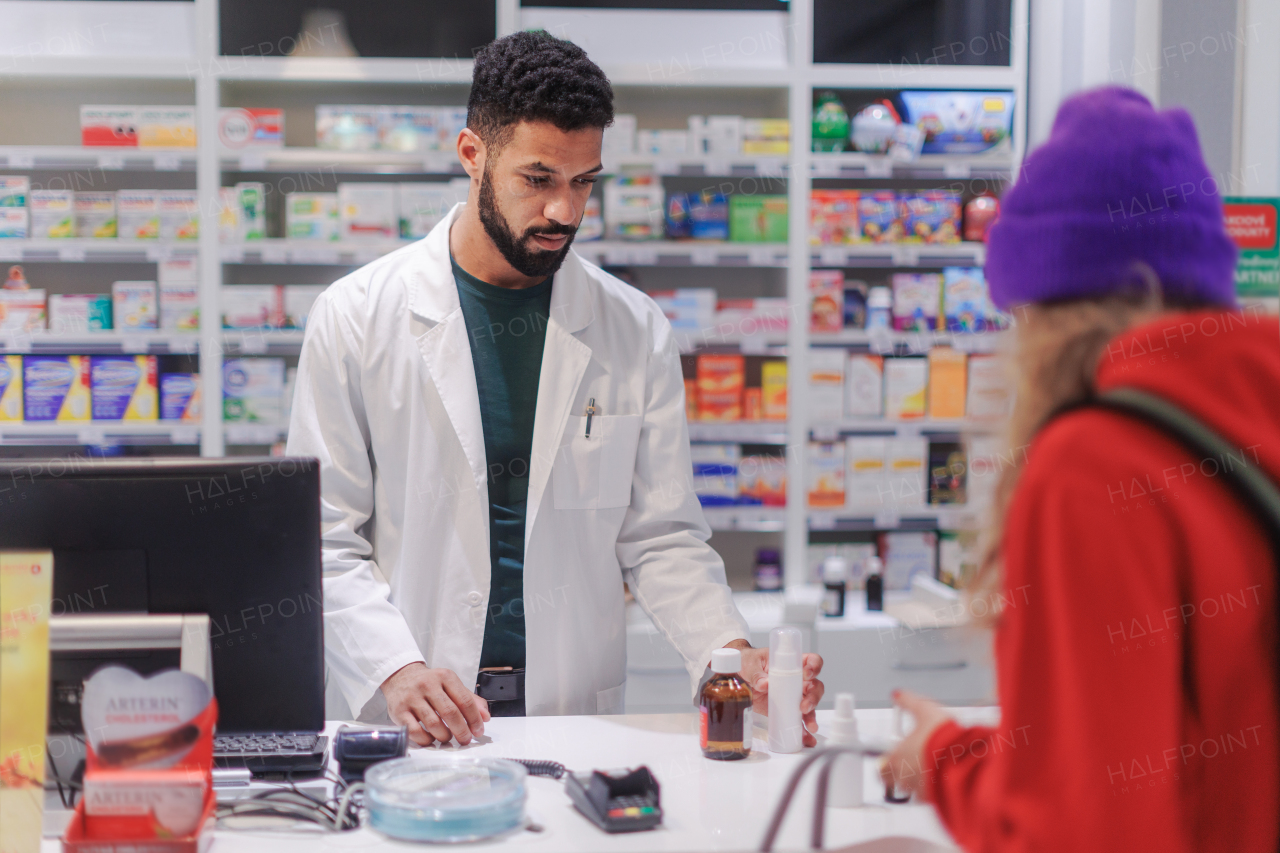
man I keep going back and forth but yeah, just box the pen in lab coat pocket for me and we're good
[584,398,596,439]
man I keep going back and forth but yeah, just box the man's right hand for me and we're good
[381,662,490,746]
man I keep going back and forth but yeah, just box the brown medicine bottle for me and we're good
[700,648,753,760]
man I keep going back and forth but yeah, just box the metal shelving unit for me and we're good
[0,0,1028,591]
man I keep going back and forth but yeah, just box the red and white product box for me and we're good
[81,106,138,147]
[218,108,285,149]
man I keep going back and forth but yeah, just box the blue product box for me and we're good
[23,355,90,421]
[89,356,157,421]
[160,372,200,421]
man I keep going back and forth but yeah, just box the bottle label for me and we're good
[742,707,753,748]
[699,705,708,749]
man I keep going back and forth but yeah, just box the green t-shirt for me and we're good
[452,258,552,671]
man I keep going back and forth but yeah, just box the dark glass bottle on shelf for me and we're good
[865,555,884,611]
[700,648,753,761]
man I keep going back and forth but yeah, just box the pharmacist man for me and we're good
[287,31,823,745]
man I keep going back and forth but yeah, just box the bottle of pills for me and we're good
[700,648,752,760]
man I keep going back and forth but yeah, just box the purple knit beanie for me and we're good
[985,86,1238,310]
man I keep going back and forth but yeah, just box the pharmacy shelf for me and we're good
[221,147,466,175]
[0,332,198,355]
[810,152,1013,180]
[214,56,474,84]
[675,329,788,353]
[702,506,787,532]
[809,418,1002,438]
[807,506,980,532]
[0,56,196,80]
[807,64,1022,91]
[220,239,410,265]
[0,240,198,263]
[0,422,200,446]
[0,146,196,172]
[689,421,788,444]
[809,329,1007,353]
[224,423,288,445]
[221,329,305,354]
[809,242,987,268]
[576,241,789,268]
[602,154,790,178]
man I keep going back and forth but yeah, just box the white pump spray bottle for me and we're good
[767,626,804,753]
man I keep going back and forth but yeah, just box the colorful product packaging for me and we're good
[666,192,729,241]
[116,190,160,240]
[0,355,21,420]
[29,190,74,239]
[966,355,1012,419]
[650,288,716,333]
[1,176,31,207]
[808,347,845,422]
[892,272,943,331]
[738,453,787,506]
[884,357,928,419]
[80,105,138,146]
[223,357,286,423]
[158,190,199,241]
[761,360,787,420]
[218,187,240,242]
[858,190,904,242]
[48,294,112,333]
[845,353,884,417]
[111,280,158,330]
[90,355,158,421]
[603,114,637,156]
[729,194,788,242]
[963,195,1000,242]
[809,189,860,245]
[137,106,197,148]
[0,289,47,333]
[943,266,995,332]
[159,258,200,332]
[809,269,845,332]
[900,91,1015,155]
[74,191,117,239]
[743,387,763,420]
[286,192,339,241]
[742,118,790,155]
[690,115,744,157]
[0,549,54,853]
[235,183,266,241]
[399,179,469,239]
[316,105,379,150]
[900,190,961,243]
[844,280,869,328]
[846,436,888,510]
[927,347,968,419]
[878,530,937,589]
[218,107,285,149]
[283,285,327,329]
[23,355,90,421]
[696,353,745,421]
[691,443,739,506]
[807,440,846,507]
[0,208,28,238]
[160,372,201,421]
[636,129,690,156]
[604,174,665,240]
[929,441,967,505]
[713,298,790,335]
[338,182,398,240]
[222,285,282,329]
[377,106,438,152]
[885,436,928,509]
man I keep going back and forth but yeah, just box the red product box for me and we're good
[81,106,138,147]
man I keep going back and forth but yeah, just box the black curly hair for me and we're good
[468,30,615,153]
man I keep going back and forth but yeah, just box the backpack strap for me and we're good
[1088,387,1280,548]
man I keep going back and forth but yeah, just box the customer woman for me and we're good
[881,86,1280,850]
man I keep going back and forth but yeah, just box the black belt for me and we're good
[476,668,525,716]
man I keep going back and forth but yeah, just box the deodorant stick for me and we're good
[767,626,804,754]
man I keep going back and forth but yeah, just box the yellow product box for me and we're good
[884,357,927,419]
[137,106,197,148]
[761,360,787,420]
[742,119,791,155]
[0,550,54,853]
[22,355,91,421]
[0,355,20,421]
[927,347,967,419]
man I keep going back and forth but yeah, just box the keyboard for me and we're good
[214,732,328,775]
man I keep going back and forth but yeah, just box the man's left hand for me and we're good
[724,639,824,747]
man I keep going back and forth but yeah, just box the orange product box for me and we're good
[684,378,698,421]
[761,360,787,420]
[697,353,745,421]
[743,387,763,421]
[927,348,968,419]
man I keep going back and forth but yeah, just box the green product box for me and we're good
[729,195,788,243]
[1224,197,1279,297]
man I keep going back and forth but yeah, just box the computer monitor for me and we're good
[0,457,323,734]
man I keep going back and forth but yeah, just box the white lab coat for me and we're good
[287,203,749,720]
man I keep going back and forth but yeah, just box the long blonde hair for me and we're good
[966,294,1167,620]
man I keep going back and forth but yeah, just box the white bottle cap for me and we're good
[867,286,892,308]
[710,647,742,674]
[822,556,848,584]
[769,626,802,671]
[864,555,883,576]
[827,692,860,745]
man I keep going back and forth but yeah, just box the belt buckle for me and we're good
[476,668,524,702]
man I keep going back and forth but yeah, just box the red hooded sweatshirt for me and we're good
[925,310,1280,851]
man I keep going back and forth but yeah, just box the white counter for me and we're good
[44,708,998,853]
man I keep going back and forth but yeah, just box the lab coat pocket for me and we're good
[553,414,643,510]
[595,682,626,715]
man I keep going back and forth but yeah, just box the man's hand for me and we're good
[381,662,491,747]
[724,639,825,748]
[879,689,953,800]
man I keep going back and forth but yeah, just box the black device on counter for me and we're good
[565,766,662,833]
[334,726,409,783]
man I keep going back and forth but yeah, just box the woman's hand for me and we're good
[879,689,953,800]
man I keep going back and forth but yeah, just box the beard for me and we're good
[477,165,577,279]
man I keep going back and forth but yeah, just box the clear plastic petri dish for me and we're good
[365,753,528,843]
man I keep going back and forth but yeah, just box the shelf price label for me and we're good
[154,154,182,171]
[0,244,21,262]
[873,510,900,529]
[171,426,200,445]
[9,153,34,169]
[890,245,919,267]
[865,159,894,179]
[944,162,972,179]
[819,247,845,267]
[120,336,149,354]
[98,154,125,171]
[77,426,107,446]
[809,512,836,531]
